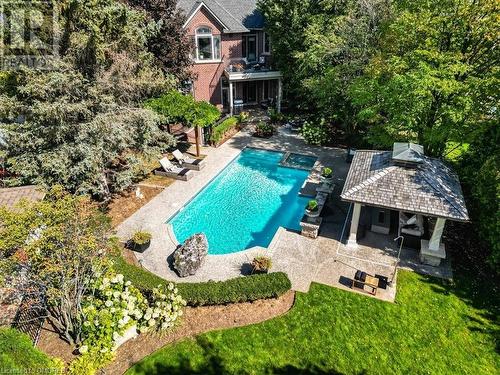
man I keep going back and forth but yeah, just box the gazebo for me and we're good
[341,143,469,266]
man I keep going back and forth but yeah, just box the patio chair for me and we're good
[172,150,206,171]
[154,157,193,181]
[351,270,379,296]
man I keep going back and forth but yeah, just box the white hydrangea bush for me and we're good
[143,283,187,333]
[76,273,186,361]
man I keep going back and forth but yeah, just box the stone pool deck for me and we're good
[117,124,449,302]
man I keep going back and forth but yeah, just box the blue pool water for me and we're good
[282,153,317,170]
[168,148,311,254]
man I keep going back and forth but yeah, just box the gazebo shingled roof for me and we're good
[340,150,469,222]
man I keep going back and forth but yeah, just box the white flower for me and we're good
[83,321,90,327]
[148,318,155,326]
[152,312,159,319]
[105,291,112,297]
[123,315,130,324]
[103,277,109,284]
[105,300,113,307]
[168,283,174,290]
[144,313,151,321]
[113,291,121,299]
[125,281,131,286]
[113,332,120,341]
[79,345,88,354]
[110,307,116,313]
[116,274,124,283]
[100,348,109,353]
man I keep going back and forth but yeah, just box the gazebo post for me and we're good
[429,218,446,250]
[420,217,447,266]
[347,203,361,246]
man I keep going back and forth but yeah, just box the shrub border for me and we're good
[112,255,291,307]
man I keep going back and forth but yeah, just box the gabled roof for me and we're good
[178,0,265,33]
[340,150,469,222]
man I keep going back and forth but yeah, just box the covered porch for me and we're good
[222,67,282,115]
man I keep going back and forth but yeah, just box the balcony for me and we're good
[223,58,282,82]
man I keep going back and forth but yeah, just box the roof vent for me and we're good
[392,142,424,166]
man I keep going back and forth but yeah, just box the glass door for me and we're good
[244,35,257,62]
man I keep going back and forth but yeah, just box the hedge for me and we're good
[0,328,62,372]
[210,116,240,144]
[112,255,291,306]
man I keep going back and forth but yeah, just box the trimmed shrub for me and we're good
[0,328,63,372]
[177,272,291,306]
[112,256,291,306]
[210,116,240,144]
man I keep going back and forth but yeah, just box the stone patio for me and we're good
[117,123,452,302]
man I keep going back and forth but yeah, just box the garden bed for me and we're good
[106,184,169,228]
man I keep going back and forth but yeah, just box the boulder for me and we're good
[173,233,208,277]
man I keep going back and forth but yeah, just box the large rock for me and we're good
[173,233,208,277]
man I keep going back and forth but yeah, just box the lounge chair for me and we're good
[351,270,379,296]
[154,157,193,181]
[172,150,206,171]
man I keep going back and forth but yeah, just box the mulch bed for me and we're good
[35,291,295,374]
[106,185,166,228]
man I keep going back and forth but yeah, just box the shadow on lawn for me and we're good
[130,337,350,375]
[418,221,500,353]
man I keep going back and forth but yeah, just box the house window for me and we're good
[242,34,257,62]
[195,27,221,61]
[263,32,271,54]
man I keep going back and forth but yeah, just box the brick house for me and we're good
[178,0,283,114]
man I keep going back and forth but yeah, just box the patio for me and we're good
[116,123,454,302]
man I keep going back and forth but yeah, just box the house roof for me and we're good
[0,185,45,209]
[178,0,265,33]
[340,150,469,222]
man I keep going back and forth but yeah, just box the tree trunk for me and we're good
[195,126,201,157]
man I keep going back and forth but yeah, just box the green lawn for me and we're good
[0,328,62,372]
[126,271,498,375]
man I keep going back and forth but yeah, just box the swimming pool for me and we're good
[168,148,312,254]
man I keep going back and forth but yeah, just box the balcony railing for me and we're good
[224,56,282,81]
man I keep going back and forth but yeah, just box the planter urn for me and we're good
[132,240,151,253]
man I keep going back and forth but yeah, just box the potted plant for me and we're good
[305,199,320,218]
[238,111,250,123]
[254,122,274,138]
[130,231,152,252]
[252,256,272,274]
[321,167,333,182]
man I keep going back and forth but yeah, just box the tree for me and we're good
[457,124,500,270]
[350,0,499,155]
[1,67,176,200]
[0,187,113,344]
[145,91,219,157]
[125,0,194,81]
[259,0,391,143]
[0,0,181,198]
